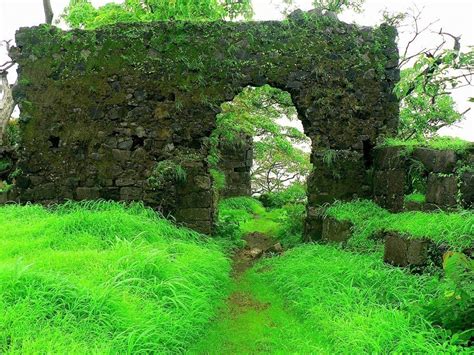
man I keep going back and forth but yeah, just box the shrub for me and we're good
[427,252,474,339]
[148,160,186,189]
[276,203,306,248]
[219,197,264,215]
[259,183,307,208]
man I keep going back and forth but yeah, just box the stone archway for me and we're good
[11,10,399,237]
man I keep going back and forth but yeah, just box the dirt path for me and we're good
[190,233,321,354]
[231,232,281,276]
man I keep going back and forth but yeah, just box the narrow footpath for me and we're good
[190,233,324,354]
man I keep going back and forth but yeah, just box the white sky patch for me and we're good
[1,0,473,140]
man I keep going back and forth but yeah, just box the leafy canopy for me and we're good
[395,48,474,139]
[63,0,253,29]
[210,85,311,194]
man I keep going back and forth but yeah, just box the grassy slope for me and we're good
[326,200,474,250]
[196,197,467,353]
[0,201,231,353]
[258,244,463,353]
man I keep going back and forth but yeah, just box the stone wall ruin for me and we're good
[9,11,400,236]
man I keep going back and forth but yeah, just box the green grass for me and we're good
[381,136,472,153]
[404,192,426,204]
[190,268,322,354]
[0,201,231,353]
[218,196,304,247]
[219,196,266,215]
[326,200,474,250]
[257,244,466,353]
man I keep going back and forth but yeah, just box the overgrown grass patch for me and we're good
[0,201,231,353]
[381,136,472,153]
[404,192,426,204]
[258,244,466,352]
[326,200,474,250]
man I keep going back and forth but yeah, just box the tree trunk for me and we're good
[43,0,54,25]
[0,73,15,145]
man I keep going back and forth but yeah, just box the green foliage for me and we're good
[215,197,266,247]
[148,159,186,190]
[404,192,426,204]
[0,201,230,353]
[395,47,474,139]
[326,200,474,250]
[210,168,226,192]
[219,196,265,216]
[63,0,253,29]
[258,244,465,352]
[259,183,307,208]
[211,85,311,194]
[0,159,11,172]
[275,203,305,248]
[4,121,20,147]
[0,180,13,193]
[381,136,472,154]
[427,252,473,339]
[406,158,427,194]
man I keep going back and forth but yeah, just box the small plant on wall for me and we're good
[148,160,187,190]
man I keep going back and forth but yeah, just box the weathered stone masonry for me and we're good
[11,11,399,236]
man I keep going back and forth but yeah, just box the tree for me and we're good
[210,85,312,195]
[62,0,253,29]
[279,0,364,15]
[0,41,15,146]
[386,7,473,139]
[251,136,311,194]
[43,0,54,25]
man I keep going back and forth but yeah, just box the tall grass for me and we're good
[258,244,465,353]
[0,201,231,353]
[326,200,474,250]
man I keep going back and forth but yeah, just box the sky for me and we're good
[1,0,473,140]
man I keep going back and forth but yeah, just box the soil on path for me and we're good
[190,233,321,354]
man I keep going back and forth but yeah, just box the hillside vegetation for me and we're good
[0,201,230,353]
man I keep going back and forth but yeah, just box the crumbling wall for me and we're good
[373,145,474,211]
[11,10,399,235]
[218,135,253,198]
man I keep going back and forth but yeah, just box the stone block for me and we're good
[373,169,405,196]
[404,200,424,212]
[460,172,474,208]
[304,207,323,242]
[112,149,131,161]
[76,187,100,200]
[384,232,431,267]
[322,216,352,243]
[175,208,211,222]
[374,147,406,170]
[100,187,120,200]
[116,178,135,187]
[425,173,457,208]
[120,187,142,200]
[413,148,457,173]
[373,169,405,212]
[34,183,57,200]
[178,191,212,208]
[183,220,213,235]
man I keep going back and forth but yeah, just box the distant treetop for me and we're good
[63,0,254,29]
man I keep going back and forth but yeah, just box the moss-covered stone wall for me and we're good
[11,10,399,235]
